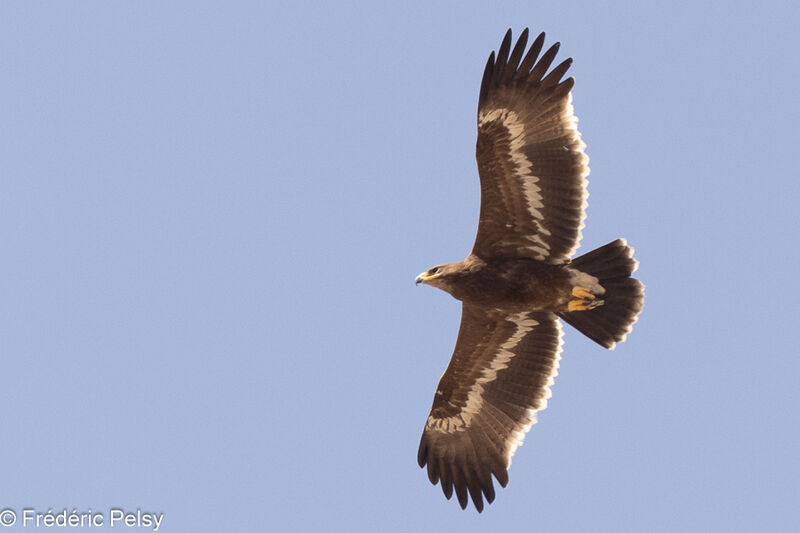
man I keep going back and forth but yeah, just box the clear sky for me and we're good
[1,1,798,531]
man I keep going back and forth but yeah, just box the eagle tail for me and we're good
[558,239,644,349]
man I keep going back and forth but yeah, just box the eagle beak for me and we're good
[415,273,427,285]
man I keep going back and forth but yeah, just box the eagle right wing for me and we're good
[473,29,590,264]
[417,303,564,512]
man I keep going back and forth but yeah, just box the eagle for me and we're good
[415,29,645,512]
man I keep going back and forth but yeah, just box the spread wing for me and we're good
[417,304,564,512]
[473,28,589,264]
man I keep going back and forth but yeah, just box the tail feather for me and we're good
[559,239,644,349]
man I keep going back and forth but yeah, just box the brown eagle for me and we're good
[415,29,644,512]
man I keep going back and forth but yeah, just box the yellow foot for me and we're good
[572,286,595,300]
[568,296,605,312]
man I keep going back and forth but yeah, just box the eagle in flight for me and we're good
[415,29,645,512]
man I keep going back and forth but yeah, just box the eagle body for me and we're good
[416,255,584,312]
[414,28,645,513]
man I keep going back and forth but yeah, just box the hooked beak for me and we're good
[415,272,428,285]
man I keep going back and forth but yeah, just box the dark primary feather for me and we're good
[519,31,545,74]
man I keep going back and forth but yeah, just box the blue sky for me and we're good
[1,1,798,531]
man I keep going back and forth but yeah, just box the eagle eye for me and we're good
[429,267,440,275]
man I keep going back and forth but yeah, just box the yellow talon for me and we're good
[568,300,587,311]
[572,286,595,300]
[568,297,605,312]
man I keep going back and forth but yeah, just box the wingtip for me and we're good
[495,469,509,488]
[497,29,513,66]
[473,496,485,513]
[455,485,469,510]
[417,438,428,468]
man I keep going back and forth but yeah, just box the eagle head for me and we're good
[416,255,486,294]
[415,262,462,291]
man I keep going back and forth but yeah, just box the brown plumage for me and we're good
[415,29,644,512]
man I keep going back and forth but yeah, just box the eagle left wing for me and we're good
[417,303,563,512]
[472,29,589,264]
